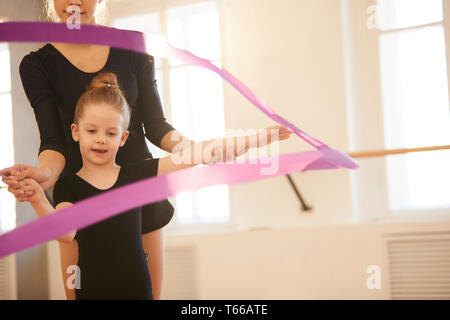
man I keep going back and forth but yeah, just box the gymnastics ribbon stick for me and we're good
[0,22,359,258]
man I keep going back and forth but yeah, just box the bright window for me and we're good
[0,41,15,233]
[114,13,166,159]
[377,0,450,210]
[113,1,229,226]
[377,0,443,30]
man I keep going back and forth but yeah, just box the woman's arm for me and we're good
[0,150,65,201]
[18,52,68,190]
[38,149,66,190]
[1,54,67,199]
[134,52,194,154]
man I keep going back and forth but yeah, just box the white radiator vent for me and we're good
[0,254,17,299]
[385,232,450,300]
[161,246,198,300]
[0,257,6,299]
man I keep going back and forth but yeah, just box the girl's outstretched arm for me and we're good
[157,125,292,175]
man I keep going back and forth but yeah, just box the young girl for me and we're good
[14,72,292,300]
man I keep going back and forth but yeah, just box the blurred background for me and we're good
[0,0,449,300]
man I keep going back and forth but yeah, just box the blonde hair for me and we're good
[75,72,131,130]
[43,0,108,25]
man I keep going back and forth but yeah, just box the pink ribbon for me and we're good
[0,22,358,258]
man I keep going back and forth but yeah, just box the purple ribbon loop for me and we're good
[0,22,358,258]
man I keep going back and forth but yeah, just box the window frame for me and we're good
[110,0,234,234]
[0,39,16,233]
[342,0,450,224]
[376,0,450,213]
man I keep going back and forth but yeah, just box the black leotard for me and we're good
[52,158,160,300]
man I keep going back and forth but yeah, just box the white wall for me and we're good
[48,221,450,300]
[164,221,450,299]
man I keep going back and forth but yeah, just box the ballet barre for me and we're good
[348,144,450,159]
[286,144,449,212]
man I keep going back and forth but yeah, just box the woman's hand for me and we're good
[0,164,52,200]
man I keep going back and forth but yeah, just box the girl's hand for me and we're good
[9,178,46,204]
[0,164,52,193]
[256,125,293,148]
[236,125,292,156]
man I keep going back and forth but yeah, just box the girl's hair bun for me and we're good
[74,72,131,130]
[90,72,120,90]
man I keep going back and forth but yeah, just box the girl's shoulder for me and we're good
[53,174,78,206]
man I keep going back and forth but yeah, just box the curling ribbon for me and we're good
[0,22,359,258]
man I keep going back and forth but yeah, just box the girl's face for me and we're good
[53,0,103,25]
[71,103,129,167]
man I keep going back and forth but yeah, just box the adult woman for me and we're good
[1,0,194,299]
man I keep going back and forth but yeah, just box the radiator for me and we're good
[384,231,450,300]
[0,254,17,299]
[161,245,198,300]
